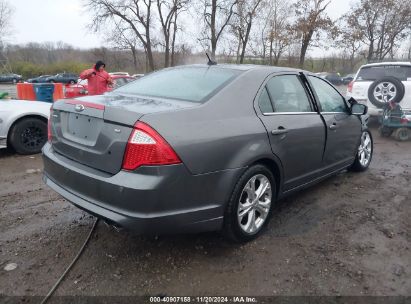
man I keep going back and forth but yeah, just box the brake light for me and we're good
[122,122,181,170]
[348,81,354,93]
[48,107,53,143]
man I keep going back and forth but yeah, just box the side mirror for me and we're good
[351,103,368,115]
[347,97,358,105]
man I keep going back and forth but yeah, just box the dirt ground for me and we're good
[0,124,410,300]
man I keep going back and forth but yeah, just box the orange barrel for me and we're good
[17,83,36,101]
[53,83,64,101]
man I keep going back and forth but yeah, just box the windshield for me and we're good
[114,67,241,103]
[357,65,411,81]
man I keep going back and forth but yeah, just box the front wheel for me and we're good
[378,126,393,137]
[349,130,373,172]
[223,165,275,242]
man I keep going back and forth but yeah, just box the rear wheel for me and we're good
[9,118,48,155]
[350,130,373,172]
[69,80,76,85]
[393,128,409,141]
[378,126,393,137]
[223,165,275,242]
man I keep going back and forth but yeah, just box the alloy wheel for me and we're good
[20,125,46,150]
[358,131,372,167]
[237,174,272,235]
[373,82,397,103]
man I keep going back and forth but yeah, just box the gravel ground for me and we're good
[0,124,410,299]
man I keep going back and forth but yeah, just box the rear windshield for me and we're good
[114,67,241,103]
[356,65,411,81]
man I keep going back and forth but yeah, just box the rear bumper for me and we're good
[42,143,244,234]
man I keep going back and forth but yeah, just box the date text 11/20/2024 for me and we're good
[149,296,258,303]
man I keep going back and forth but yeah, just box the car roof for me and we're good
[178,63,302,74]
[361,62,411,67]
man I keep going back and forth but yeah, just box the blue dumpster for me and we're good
[34,83,55,103]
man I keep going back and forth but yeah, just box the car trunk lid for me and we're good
[50,94,196,174]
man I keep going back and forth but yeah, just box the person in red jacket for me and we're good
[80,61,113,95]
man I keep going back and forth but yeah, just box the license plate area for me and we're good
[61,112,103,146]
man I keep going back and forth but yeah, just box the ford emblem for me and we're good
[75,104,85,112]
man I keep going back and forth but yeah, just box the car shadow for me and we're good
[0,147,16,158]
[83,173,346,257]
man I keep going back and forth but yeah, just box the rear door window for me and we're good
[115,67,241,103]
[258,87,274,113]
[356,66,411,81]
[266,75,313,113]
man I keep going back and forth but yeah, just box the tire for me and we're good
[378,126,393,137]
[9,118,48,155]
[393,128,409,141]
[12,78,17,84]
[223,164,276,242]
[368,77,405,109]
[69,80,76,85]
[49,80,55,83]
[349,130,373,172]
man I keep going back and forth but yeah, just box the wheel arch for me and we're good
[248,156,284,199]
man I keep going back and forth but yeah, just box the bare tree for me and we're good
[157,0,189,67]
[231,0,263,63]
[292,0,333,68]
[0,0,13,43]
[333,16,364,72]
[265,0,293,65]
[345,0,411,62]
[106,20,142,71]
[201,0,238,59]
[85,0,155,71]
[408,38,411,61]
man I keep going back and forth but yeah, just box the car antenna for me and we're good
[206,53,217,66]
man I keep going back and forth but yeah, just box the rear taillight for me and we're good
[48,107,53,143]
[348,81,354,93]
[122,122,181,170]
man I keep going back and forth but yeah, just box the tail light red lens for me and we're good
[122,122,181,170]
[48,107,53,143]
[348,81,354,93]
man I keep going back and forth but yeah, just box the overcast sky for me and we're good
[9,0,352,52]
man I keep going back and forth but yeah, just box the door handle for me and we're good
[271,127,288,135]
[329,123,337,130]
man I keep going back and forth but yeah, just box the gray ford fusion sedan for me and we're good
[42,64,373,242]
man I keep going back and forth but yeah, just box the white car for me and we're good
[347,62,411,116]
[0,100,51,154]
